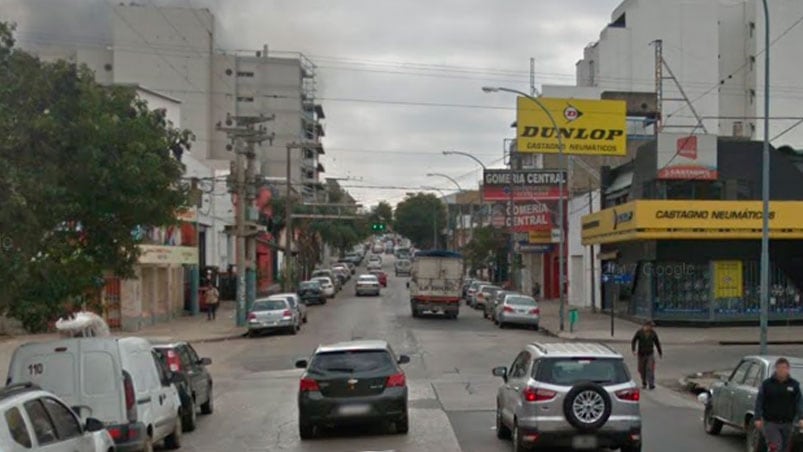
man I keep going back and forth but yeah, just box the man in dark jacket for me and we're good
[631,321,662,390]
[754,357,803,452]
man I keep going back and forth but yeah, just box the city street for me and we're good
[179,257,778,452]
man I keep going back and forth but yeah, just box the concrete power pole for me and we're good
[219,115,274,326]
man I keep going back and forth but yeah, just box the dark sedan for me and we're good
[152,340,214,432]
[298,280,326,305]
[296,340,410,439]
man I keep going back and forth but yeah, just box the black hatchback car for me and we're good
[295,340,411,439]
[298,280,326,305]
[152,340,214,432]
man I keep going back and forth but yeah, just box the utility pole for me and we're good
[219,114,274,326]
[588,187,597,313]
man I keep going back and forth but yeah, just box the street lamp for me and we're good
[759,0,771,354]
[482,85,568,332]
[442,151,485,245]
[426,174,462,251]
[423,186,447,249]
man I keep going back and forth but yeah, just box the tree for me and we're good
[462,226,508,278]
[371,201,393,226]
[393,193,446,249]
[0,23,191,331]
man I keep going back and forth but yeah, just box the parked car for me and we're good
[485,289,512,320]
[340,261,357,275]
[462,278,476,299]
[152,340,215,432]
[312,276,336,298]
[7,337,183,452]
[394,259,412,276]
[475,284,502,309]
[332,264,350,280]
[275,292,307,323]
[370,270,388,287]
[466,280,490,307]
[0,383,115,452]
[368,254,383,265]
[699,355,803,452]
[312,269,341,292]
[367,260,382,271]
[298,280,326,305]
[492,342,642,452]
[247,297,301,336]
[355,274,381,296]
[331,267,349,285]
[495,294,540,329]
[295,340,411,439]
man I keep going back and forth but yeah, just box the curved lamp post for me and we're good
[482,86,568,332]
[426,174,462,251]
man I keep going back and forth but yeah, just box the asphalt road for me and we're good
[181,256,756,452]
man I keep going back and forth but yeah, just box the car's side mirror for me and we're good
[492,366,508,382]
[85,417,104,432]
[398,355,411,365]
[198,357,212,366]
[295,359,308,369]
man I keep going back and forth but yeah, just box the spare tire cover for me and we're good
[562,382,613,432]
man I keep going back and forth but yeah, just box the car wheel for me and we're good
[562,382,612,432]
[299,420,316,440]
[512,422,530,452]
[321,299,327,305]
[745,420,762,452]
[482,311,488,319]
[703,405,722,435]
[201,385,214,414]
[303,316,308,324]
[289,325,297,335]
[164,415,182,449]
[498,321,505,329]
[621,445,642,452]
[181,397,197,432]
[495,404,511,439]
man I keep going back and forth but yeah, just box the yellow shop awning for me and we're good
[581,200,803,245]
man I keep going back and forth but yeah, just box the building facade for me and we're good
[582,138,803,323]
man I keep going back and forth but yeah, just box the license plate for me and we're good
[571,435,598,449]
[338,404,371,416]
[517,309,526,313]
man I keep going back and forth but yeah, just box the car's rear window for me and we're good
[535,358,630,386]
[253,299,286,310]
[300,282,319,289]
[359,276,378,282]
[507,296,537,306]
[309,350,396,375]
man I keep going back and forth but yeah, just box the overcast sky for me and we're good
[2,0,621,206]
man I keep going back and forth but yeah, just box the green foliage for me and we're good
[393,193,446,249]
[371,201,393,224]
[0,23,190,331]
[462,226,508,273]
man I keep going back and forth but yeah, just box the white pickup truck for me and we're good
[408,250,464,319]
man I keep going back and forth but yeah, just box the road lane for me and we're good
[183,256,750,451]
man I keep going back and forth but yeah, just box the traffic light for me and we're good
[371,223,386,232]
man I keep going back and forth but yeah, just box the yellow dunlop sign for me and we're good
[516,97,627,156]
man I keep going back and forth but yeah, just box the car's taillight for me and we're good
[166,349,181,372]
[247,312,256,321]
[283,310,293,317]
[522,387,557,402]
[615,388,640,402]
[503,306,514,313]
[123,371,137,422]
[386,372,406,388]
[299,378,320,392]
[107,427,122,440]
[530,308,540,315]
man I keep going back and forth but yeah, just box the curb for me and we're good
[538,325,630,344]
[718,340,803,346]
[143,331,248,344]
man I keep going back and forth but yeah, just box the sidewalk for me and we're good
[537,300,803,345]
[0,301,246,368]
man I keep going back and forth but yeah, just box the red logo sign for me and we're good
[676,136,697,160]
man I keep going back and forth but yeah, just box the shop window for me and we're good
[653,262,711,316]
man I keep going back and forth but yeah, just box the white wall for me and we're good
[567,189,601,308]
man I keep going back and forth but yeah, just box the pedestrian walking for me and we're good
[531,282,541,299]
[631,321,662,390]
[754,357,803,452]
[206,283,219,320]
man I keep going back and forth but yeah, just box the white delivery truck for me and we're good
[408,250,464,319]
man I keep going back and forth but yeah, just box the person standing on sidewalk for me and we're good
[631,321,662,390]
[206,283,220,320]
[754,357,803,452]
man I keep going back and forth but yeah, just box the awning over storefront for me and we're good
[582,200,803,245]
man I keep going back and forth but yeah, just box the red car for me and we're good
[370,270,388,287]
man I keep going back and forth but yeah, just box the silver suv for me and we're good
[492,342,642,451]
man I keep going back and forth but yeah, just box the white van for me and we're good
[7,337,183,452]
